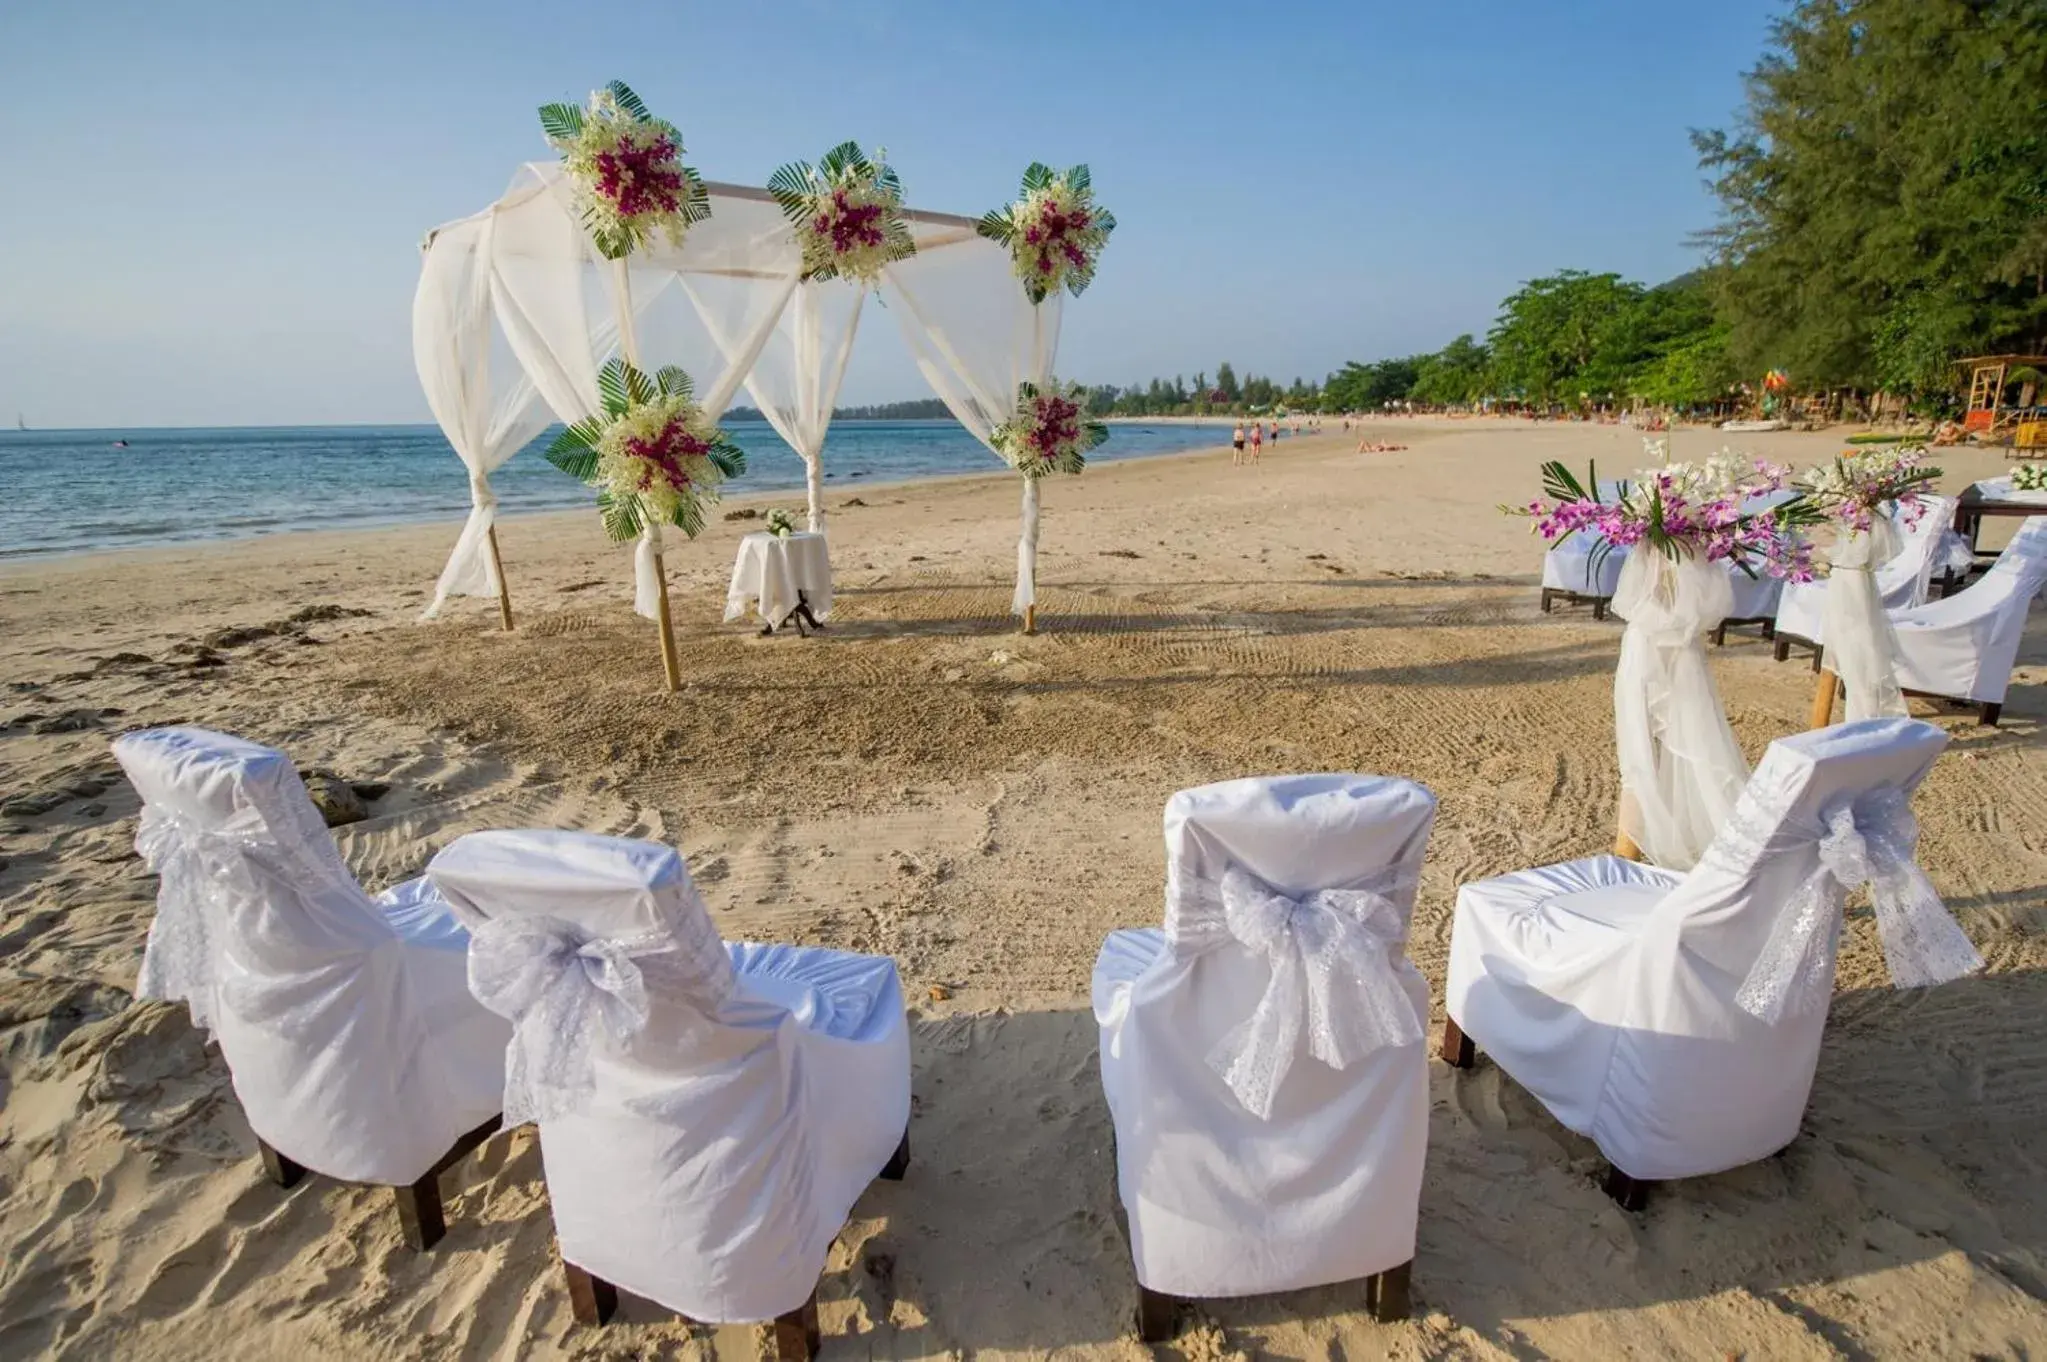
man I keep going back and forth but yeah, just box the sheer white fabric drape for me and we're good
[1612,551,1750,869]
[1821,515,1909,722]
[413,210,552,619]
[885,247,1063,614]
[484,164,798,618]
[693,279,865,533]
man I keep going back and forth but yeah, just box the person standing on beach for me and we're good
[1249,422,1263,462]
[1232,422,1246,465]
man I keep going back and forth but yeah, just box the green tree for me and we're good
[1485,270,1645,404]
[1215,362,1241,402]
[1694,0,2047,387]
[1410,334,1490,405]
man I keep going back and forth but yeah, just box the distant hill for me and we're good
[725,398,957,423]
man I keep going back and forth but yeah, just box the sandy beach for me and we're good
[3,419,2045,1360]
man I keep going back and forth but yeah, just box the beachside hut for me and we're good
[414,164,1068,651]
[1956,353,2047,445]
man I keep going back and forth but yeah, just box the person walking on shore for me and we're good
[1249,422,1263,463]
[1232,422,1246,465]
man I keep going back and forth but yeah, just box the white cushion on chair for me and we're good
[112,726,507,1186]
[1447,718,1956,1182]
[427,828,910,1325]
[1095,774,1434,1299]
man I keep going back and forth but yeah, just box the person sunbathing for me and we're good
[1356,439,1408,453]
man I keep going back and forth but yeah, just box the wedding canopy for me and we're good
[414,162,1062,626]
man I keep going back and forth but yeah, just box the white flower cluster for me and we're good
[794,159,906,287]
[592,395,726,525]
[765,507,798,537]
[2012,462,2047,492]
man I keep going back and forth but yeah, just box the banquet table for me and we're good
[1953,479,2047,567]
[724,531,832,635]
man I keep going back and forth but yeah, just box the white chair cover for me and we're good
[1611,551,1749,870]
[1093,775,1434,1298]
[1773,495,1956,647]
[1892,515,2047,706]
[112,727,508,1185]
[1446,718,1980,1181]
[425,828,910,1324]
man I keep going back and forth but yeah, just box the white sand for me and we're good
[2,420,2044,1359]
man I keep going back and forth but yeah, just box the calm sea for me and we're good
[0,419,1230,560]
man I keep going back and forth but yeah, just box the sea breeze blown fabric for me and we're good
[1446,718,1979,1182]
[1820,514,1909,722]
[425,828,911,1325]
[1892,515,2047,707]
[885,244,1064,615]
[113,727,508,1186]
[1610,550,1750,870]
[412,209,552,620]
[1094,774,1434,1298]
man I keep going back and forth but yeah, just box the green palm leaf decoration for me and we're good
[539,81,708,260]
[979,163,1115,304]
[544,358,746,542]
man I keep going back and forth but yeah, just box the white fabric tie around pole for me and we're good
[413,209,552,619]
[885,250,1062,616]
[1821,512,1909,722]
[1611,550,1751,870]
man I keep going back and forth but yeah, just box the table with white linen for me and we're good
[1955,479,2047,570]
[724,531,833,633]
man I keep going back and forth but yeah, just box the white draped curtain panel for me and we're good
[411,209,552,619]
[885,247,1064,615]
[1821,515,1910,722]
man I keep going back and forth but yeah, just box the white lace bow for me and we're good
[133,805,265,1033]
[469,915,658,1126]
[1205,865,1423,1120]
[1735,789,1981,1023]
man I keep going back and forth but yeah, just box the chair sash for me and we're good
[467,915,669,1126]
[133,804,263,1033]
[1189,864,1422,1120]
[1821,514,1908,722]
[1735,789,1981,1023]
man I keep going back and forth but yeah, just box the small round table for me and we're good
[724,531,833,635]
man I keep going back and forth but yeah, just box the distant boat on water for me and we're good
[111,439,129,448]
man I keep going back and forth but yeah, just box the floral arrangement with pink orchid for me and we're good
[977,164,1115,304]
[544,359,746,541]
[1510,439,1813,581]
[1785,445,1943,535]
[539,82,709,260]
[768,142,916,287]
[992,381,1107,478]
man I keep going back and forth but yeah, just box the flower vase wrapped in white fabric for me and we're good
[1891,514,2047,726]
[1611,550,1751,870]
[112,727,509,1248]
[425,829,911,1338]
[1093,775,1435,1334]
[1819,513,1910,722]
[1444,718,1980,1209]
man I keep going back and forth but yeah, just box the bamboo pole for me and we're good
[1809,668,1839,729]
[1023,604,1037,635]
[654,562,682,692]
[612,257,682,692]
[1613,831,1643,861]
[486,526,514,631]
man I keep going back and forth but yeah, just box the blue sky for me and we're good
[0,0,1787,427]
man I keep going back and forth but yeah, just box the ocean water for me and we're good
[0,419,1230,560]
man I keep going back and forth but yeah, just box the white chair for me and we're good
[112,726,508,1248]
[1093,775,1435,1338]
[1890,514,2047,726]
[1443,718,1980,1211]
[1772,494,1959,662]
[425,828,911,1357]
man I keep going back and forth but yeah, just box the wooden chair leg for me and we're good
[1711,621,1727,647]
[1980,702,2002,727]
[257,1138,305,1189]
[1368,1260,1412,1323]
[770,1288,821,1362]
[1602,1164,1651,1213]
[1761,620,1775,640]
[563,1259,618,1327]
[1440,1016,1475,1069]
[1592,599,1608,621]
[393,1170,446,1251]
[1811,645,1824,675]
[1135,1285,1178,1343]
[880,1126,911,1181]
[1540,589,1555,614]
[1773,636,1791,663]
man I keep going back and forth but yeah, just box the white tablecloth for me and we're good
[1971,477,2047,506]
[724,532,833,628]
